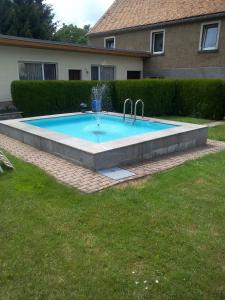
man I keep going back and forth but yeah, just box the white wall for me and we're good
[0,45,143,102]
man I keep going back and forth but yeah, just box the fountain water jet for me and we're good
[91,83,108,128]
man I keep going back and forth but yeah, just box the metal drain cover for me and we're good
[99,167,136,180]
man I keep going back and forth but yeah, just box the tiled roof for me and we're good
[89,0,225,35]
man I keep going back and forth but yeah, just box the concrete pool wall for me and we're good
[0,112,208,170]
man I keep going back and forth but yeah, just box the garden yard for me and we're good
[0,120,225,299]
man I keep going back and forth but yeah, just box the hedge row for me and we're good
[175,79,225,120]
[11,79,225,120]
[11,81,114,117]
[113,79,177,116]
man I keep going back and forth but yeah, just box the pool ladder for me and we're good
[123,98,133,120]
[123,98,144,123]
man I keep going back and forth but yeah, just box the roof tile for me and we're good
[90,0,225,34]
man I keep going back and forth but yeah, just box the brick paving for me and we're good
[0,132,225,193]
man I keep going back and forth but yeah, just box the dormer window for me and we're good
[199,21,220,51]
[150,29,165,55]
[104,37,115,49]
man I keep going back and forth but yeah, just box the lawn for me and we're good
[158,116,225,141]
[209,125,225,142]
[0,121,225,299]
[157,116,212,124]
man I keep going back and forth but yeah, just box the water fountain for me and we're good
[90,85,105,138]
[91,83,106,126]
[91,83,113,142]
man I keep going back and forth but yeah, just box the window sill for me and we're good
[198,49,219,54]
[151,52,165,57]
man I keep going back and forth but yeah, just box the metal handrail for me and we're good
[123,98,133,120]
[133,99,144,122]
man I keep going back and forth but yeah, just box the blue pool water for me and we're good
[24,114,177,143]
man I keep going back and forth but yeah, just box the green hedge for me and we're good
[11,79,225,120]
[113,79,177,116]
[175,79,225,120]
[114,79,225,120]
[11,81,105,117]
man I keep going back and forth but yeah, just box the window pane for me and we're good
[91,66,99,80]
[153,32,164,53]
[44,64,56,80]
[101,66,115,80]
[202,24,218,49]
[19,63,43,80]
[105,38,115,49]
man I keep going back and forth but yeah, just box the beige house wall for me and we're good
[89,30,151,51]
[89,17,225,78]
[0,45,143,102]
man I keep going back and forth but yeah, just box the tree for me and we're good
[0,0,57,39]
[0,0,14,34]
[54,24,91,45]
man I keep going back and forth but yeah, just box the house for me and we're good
[0,34,147,106]
[88,0,225,79]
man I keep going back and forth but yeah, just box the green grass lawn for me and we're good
[209,125,225,142]
[1,119,225,299]
[158,115,225,141]
[157,116,212,124]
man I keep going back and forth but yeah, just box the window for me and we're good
[69,70,81,80]
[200,22,220,51]
[19,62,57,80]
[151,30,165,54]
[101,66,115,80]
[44,64,57,80]
[104,37,115,49]
[127,71,141,80]
[91,66,100,80]
[91,65,115,81]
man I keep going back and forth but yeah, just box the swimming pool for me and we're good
[0,112,208,170]
[24,114,177,144]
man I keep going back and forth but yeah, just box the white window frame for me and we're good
[150,29,165,55]
[199,21,221,51]
[104,36,116,49]
[18,61,58,80]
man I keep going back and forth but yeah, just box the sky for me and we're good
[45,0,114,28]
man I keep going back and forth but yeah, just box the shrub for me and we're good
[11,79,225,120]
[11,81,114,117]
[113,79,177,116]
[175,79,225,120]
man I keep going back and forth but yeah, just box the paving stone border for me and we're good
[0,133,225,193]
[207,121,225,128]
